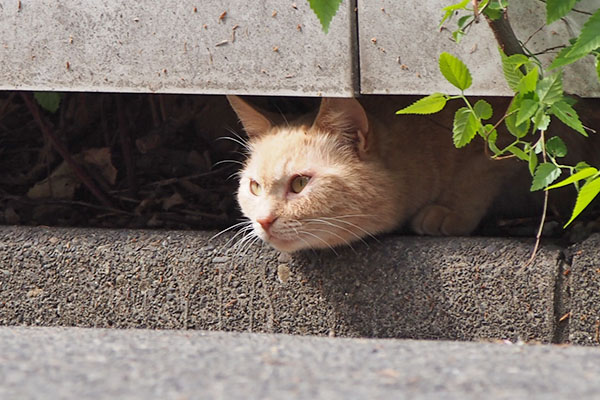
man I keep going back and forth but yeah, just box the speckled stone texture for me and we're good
[0,226,570,343]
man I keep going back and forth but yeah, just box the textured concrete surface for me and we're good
[0,0,356,96]
[2,326,600,400]
[358,0,600,96]
[0,225,574,343]
[569,235,600,345]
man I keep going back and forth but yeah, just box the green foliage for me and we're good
[546,0,578,24]
[307,0,343,33]
[34,92,62,113]
[439,52,472,91]
[531,163,561,191]
[396,93,448,115]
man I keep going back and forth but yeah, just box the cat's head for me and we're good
[227,95,397,253]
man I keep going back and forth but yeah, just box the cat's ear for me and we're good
[227,95,272,138]
[312,98,370,155]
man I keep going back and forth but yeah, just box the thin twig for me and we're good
[20,92,114,208]
[526,130,548,266]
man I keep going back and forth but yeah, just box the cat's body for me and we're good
[227,95,596,253]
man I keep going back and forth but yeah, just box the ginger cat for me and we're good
[227,95,591,253]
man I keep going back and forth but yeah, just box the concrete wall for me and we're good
[0,0,598,96]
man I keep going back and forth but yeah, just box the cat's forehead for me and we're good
[244,126,325,180]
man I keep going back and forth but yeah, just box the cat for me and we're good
[227,95,595,253]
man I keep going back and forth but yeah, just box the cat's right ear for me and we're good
[227,95,272,138]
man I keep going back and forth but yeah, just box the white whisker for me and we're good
[298,230,339,256]
[305,218,369,248]
[305,226,358,254]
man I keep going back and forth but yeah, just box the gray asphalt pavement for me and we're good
[1,326,600,400]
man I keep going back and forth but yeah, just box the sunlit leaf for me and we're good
[565,9,600,59]
[439,52,472,91]
[516,99,539,126]
[550,100,587,136]
[564,176,600,227]
[546,0,577,24]
[452,107,478,147]
[396,93,448,115]
[546,167,598,190]
[536,72,563,105]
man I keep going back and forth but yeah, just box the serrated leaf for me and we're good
[549,44,586,70]
[564,176,600,227]
[452,107,478,148]
[546,136,568,158]
[500,50,527,91]
[516,99,539,126]
[34,92,62,113]
[531,162,561,191]
[533,108,551,131]
[535,73,563,105]
[550,100,587,136]
[473,99,492,120]
[396,93,447,115]
[565,9,600,59]
[546,0,577,24]
[308,0,343,33]
[546,167,598,190]
[517,67,538,93]
[505,98,530,138]
[528,151,538,176]
[439,52,472,91]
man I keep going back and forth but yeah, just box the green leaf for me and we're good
[500,50,527,91]
[546,0,577,24]
[535,72,563,105]
[596,54,600,82]
[565,9,600,59]
[516,99,539,126]
[505,98,530,138]
[439,52,472,91]
[531,162,561,191]
[440,0,470,26]
[507,145,530,161]
[34,92,62,113]
[549,100,587,136]
[533,108,551,131]
[308,0,343,33]
[549,44,586,70]
[452,107,478,148]
[517,67,539,93]
[546,167,598,190]
[396,93,448,115]
[546,136,568,158]
[528,150,538,176]
[473,99,492,120]
[483,7,501,20]
[564,176,600,227]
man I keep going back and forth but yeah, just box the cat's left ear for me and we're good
[312,98,370,156]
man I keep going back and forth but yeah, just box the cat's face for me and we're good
[228,96,397,252]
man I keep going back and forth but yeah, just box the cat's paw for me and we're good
[410,205,477,236]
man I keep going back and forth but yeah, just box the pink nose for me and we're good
[257,216,277,232]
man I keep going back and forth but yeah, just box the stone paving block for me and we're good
[0,0,356,96]
[0,226,561,342]
[358,0,600,96]
[2,327,600,400]
[569,234,600,345]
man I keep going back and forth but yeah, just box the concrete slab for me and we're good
[569,234,600,345]
[0,0,357,96]
[0,226,563,343]
[358,0,600,96]
[2,327,600,400]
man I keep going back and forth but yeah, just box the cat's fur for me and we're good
[227,95,596,253]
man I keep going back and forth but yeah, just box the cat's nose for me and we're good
[257,216,277,232]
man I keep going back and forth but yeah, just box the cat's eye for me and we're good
[249,180,262,196]
[290,175,310,194]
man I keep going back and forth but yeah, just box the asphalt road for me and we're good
[1,326,600,400]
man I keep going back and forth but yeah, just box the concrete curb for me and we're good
[1,226,597,344]
[1,326,600,400]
